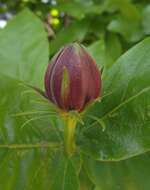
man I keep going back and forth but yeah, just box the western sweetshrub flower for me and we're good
[44,43,101,112]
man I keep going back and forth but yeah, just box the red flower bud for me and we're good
[44,43,101,112]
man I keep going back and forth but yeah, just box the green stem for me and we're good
[63,114,77,157]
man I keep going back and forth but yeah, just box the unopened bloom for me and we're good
[44,43,101,112]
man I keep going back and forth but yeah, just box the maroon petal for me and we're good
[44,43,102,112]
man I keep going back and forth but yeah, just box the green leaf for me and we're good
[0,75,58,189]
[50,151,80,190]
[104,0,140,19]
[107,0,143,42]
[142,5,150,35]
[0,74,61,144]
[56,2,103,20]
[80,37,150,161]
[105,33,122,67]
[108,16,143,42]
[87,34,122,68]
[84,152,150,190]
[0,74,81,189]
[0,9,49,88]
[87,39,106,68]
[49,19,89,56]
[0,148,80,190]
[79,167,94,190]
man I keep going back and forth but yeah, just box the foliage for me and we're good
[1,0,150,59]
[0,2,150,190]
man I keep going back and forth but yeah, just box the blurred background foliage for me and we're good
[0,0,150,67]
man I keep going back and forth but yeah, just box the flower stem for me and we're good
[63,113,77,157]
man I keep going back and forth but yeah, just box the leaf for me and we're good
[84,152,150,190]
[107,0,143,42]
[104,33,122,67]
[87,34,122,69]
[104,0,140,19]
[49,19,89,56]
[79,167,94,190]
[142,4,150,35]
[0,74,61,145]
[0,74,58,189]
[108,16,143,42]
[50,151,80,190]
[87,39,106,68]
[79,37,150,161]
[0,74,81,189]
[56,2,103,20]
[0,9,49,88]
[0,148,80,190]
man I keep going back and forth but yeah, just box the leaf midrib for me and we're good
[0,143,61,149]
[92,86,150,126]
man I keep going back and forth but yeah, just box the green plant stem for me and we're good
[63,114,77,157]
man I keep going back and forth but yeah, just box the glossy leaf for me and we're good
[50,151,80,190]
[0,74,61,145]
[84,152,150,190]
[79,37,150,161]
[0,9,49,88]
[0,74,81,190]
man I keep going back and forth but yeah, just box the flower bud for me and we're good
[44,43,101,112]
